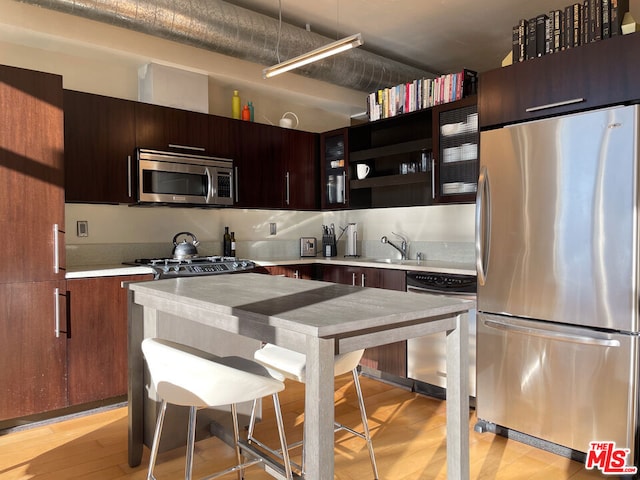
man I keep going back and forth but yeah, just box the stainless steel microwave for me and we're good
[136,148,234,206]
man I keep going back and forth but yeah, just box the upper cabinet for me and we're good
[64,90,136,204]
[135,102,211,153]
[320,128,350,209]
[479,32,640,129]
[236,122,318,210]
[432,96,478,203]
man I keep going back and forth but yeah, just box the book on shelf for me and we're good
[611,0,629,35]
[602,0,611,37]
[512,19,528,62]
[536,14,548,56]
[526,17,537,59]
[366,69,478,121]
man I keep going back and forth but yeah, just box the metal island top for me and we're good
[127,273,474,479]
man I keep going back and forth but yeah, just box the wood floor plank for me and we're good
[0,376,609,479]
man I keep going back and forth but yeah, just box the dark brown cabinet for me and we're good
[320,128,350,209]
[432,96,478,203]
[236,123,318,209]
[0,64,66,421]
[0,281,68,421]
[236,122,284,208]
[479,32,640,129]
[135,102,211,153]
[64,90,137,204]
[283,129,318,210]
[320,264,407,377]
[67,274,152,405]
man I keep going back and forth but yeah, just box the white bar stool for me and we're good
[252,343,379,479]
[141,338,293,480]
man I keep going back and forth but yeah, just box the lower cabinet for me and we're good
[320,265,407,377]
[0,281,68,421]
[67,274,152,406]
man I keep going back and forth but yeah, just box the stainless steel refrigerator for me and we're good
[475,104,640,464]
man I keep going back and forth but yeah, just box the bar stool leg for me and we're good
[272,393,293,480]
[230,404,244,480]
[185,406,198,480]
[147,399,167,480]
[352,369,379,480]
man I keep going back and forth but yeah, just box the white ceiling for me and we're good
[226,0,639,75]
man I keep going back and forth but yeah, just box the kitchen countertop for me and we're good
[65,257,476,279]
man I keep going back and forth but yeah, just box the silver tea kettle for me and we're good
[172,231,200,259]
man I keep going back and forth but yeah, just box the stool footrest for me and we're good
[238,439,304,480]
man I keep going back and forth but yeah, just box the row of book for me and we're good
[512,0,629,62]
[366,69,478,122]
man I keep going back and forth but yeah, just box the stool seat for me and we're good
[142,338,293,480]
[254,343,364,382]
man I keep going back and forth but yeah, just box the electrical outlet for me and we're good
[269,223,277,235]
[77,220,89,237]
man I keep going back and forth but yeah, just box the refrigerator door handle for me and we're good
[483,319,621,347]
[475,166,490,285]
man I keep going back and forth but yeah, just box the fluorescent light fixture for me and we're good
[263,33,363,79]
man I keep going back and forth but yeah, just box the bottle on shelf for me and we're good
[248,101,254,122]
[242,104,251,121]
[230,231,236,256]
[223,226,232,256]
[232,90,241,119]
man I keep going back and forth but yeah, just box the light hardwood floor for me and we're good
[0,375,610,479]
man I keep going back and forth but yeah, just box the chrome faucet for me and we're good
[381,232,408,259]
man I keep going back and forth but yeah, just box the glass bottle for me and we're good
[232,90,241,119]
[248,101,254,122]
[230,231,236,257]
[223,226,232,257]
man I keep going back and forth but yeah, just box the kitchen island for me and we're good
[127,273,473,479]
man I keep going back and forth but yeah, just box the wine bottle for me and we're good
[223,226,232,257]
[230,231,236,256]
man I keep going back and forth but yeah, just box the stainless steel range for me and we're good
[127,256,255,279]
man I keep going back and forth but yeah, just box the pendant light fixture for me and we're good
[263,0,363,79]
[263,32,363,78]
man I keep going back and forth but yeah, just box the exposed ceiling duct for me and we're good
[17,0,435,92]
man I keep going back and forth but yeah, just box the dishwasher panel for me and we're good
[406,271,477,398]
[477,312,638,456]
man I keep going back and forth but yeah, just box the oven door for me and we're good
[138,159,212,205]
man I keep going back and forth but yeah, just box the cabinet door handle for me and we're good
[53,224,60,274]
[285,171,290,206]
[54,287,60,338]
[525,98,585,113]
[431,159,436,200]
[127,155,132,198]
[234,166,239,203]
[168,144,206,152]
[342,172,347,204]
[352,273,356,286]
[361,273,365,287]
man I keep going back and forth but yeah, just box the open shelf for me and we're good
[350,138,432,163]
[350,172,428,189]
